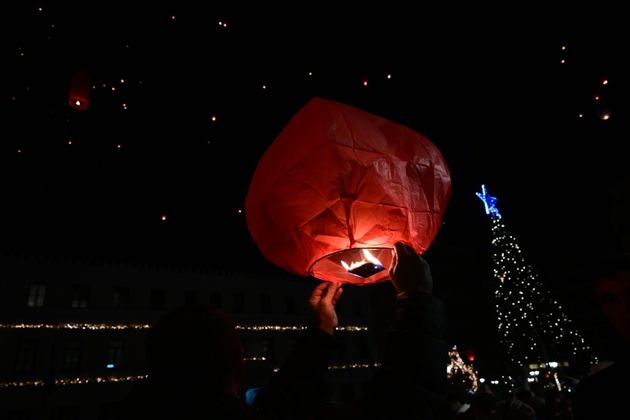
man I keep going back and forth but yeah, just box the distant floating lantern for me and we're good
[68,68,91,110]
[245,97,451,284]
[465,348,476,362]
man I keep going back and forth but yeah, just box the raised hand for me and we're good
[308,282,343,335]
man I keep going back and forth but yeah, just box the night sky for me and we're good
[4,5,627,287]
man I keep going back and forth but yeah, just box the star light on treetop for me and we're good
[476,184,501,218]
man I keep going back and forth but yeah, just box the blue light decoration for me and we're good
[476,185,501,218]
[106,364,115,369]
[245,387,261,405]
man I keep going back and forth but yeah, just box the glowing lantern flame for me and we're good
[341,249,383,272]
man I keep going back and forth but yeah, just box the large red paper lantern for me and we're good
[68,68,91,110]
[246,97,451,284]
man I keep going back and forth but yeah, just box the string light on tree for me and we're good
[447,346,478,394]
[476,185,596,376]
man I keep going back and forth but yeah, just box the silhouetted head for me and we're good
[146,304,244,396]
[590,252,630,342]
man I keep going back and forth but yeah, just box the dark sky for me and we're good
[4,4,627,280]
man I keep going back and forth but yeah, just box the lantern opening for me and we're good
[309,247,394,285]
[340,249,385,278]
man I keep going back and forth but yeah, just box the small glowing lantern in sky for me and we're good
[68,68,91,110]
[246,97,451,284]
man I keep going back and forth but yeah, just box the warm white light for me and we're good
[386,74,392,79]
[594,95,600,101]
[561,45,566,50]
[111,86,116,91]
[116,144,122,149]
[237,209,242,214]
[560,59,565,64]
[362,80,368,87]
[171,15,176,21]
[211,115,217,122]
[75,100,82,106]
[120,79,125,84]
[341,249,383,272]
[122,103,128,110]
[602,79,608,85]
[601,113,610,120]
[308,71,313,76]
[68,140,72,145]
[161,215,167,221]
[262,85,267,90]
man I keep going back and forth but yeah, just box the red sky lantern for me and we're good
[465,348,476,362]
[68,68,91,110]
[246,97,451,284]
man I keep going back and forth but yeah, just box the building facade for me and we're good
[0,255,377,419]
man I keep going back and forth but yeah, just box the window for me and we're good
[261,338,274,362]
[55,405,80,420]
[184,290,199,305]
[71,285,90,308]
[241,338,249,358]
[107,340,124,370]
[233,293,245,313]
[341,383,355,400]
[359,336,371,359]
[284,296,296,315]
[260,294,272,314]
[112,287,129,309]
[150,289,166,310]
[352,299,363,316]
[209,291,223,308]
[63,341,81,372]
[15,340,37,373]
[4,409,31,420]
[26,284,46,307]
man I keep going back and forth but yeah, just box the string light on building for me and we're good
[0,322,368,332]
[0,379,45,389]
[1,361,380,389]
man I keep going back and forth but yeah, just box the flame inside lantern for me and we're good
[309,247,393,284]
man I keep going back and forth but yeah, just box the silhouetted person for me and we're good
[573,252,630,420]
[121,241,447,419]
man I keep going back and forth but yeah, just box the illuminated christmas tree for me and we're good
[447,346,478,395]
[476,185,596,374]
